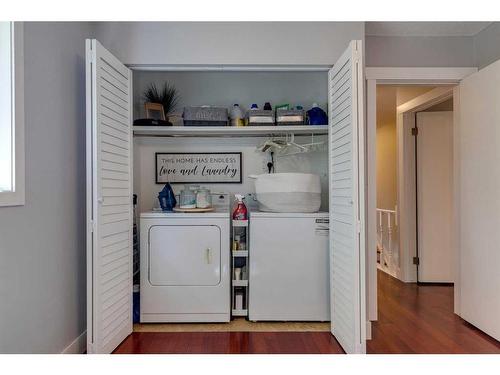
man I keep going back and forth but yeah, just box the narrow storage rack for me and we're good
[231,220,249,317]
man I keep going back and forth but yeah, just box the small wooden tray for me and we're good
[173,206,215,213]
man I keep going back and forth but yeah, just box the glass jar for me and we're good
[179,186,196,209]
[196,187,212,208]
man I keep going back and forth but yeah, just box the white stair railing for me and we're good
[376,207,398,277]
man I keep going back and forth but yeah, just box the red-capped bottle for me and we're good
[232,194,248,221]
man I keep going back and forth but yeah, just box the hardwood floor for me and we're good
[367,271,500,354]
[113,271,500,354]
[113,331,345,354]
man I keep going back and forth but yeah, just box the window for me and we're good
[0,22,24,206]
[0,23,13,193]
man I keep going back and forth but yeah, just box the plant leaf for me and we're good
[143,82,180,115]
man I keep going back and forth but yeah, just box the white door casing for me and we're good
[416,111,454,282]
[396,86,455,283]
[328,40,366,354]
[86,39,133,354]
[365,69,476,318]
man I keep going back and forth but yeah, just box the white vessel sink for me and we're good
[249,173,321,213]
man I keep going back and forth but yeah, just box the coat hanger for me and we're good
[276,133,326,157]
[256,136,287,152]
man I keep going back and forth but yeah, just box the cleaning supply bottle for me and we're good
[245,104,259,126]
[232,194,248,221]
[307,103,328,125]
[158,183,177,211]
[230,104,244,127]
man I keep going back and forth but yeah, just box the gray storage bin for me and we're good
[247,109,275,126]
[183,106,229,126]
[276,109,305,125]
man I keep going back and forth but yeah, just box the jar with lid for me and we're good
[179,186,197,209]
[196,187,212,208]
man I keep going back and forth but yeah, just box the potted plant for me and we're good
[143,82,180,122]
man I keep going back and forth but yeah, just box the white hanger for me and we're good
[256,137,287,152]
[257,133,326,156]
[276,133,326,157]
[299,134,325,148]
[288,134,308,151]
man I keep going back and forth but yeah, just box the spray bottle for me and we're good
[232,194,248,221]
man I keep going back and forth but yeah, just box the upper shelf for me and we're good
[132,125,329,137]
[129,64,331,72]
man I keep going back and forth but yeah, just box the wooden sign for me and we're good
[156,152,242,184]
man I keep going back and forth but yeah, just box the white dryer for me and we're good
[140,208,230,322]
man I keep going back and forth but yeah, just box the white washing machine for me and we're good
[140,202,230,322]
[249,211,330,321]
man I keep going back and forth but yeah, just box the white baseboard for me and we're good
[62,330,87,354]
[366,321,372,340]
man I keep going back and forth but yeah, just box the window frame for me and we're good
[0,22,24,207]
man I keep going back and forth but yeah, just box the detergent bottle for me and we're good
[307,103,328,125]
[230,104,245,127]
[232,194,248,221]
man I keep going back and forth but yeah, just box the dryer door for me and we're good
[149,225,221,286]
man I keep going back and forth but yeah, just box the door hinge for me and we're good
[413,256,420,265]
[87,48,95,63]
[411,127,418,136]
[90,219,96,233]
[356,220,361,234]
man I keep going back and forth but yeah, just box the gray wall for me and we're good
[473,22,500,69]
[94,22,364,65]
[99,21,500,70]
[0,22,92,353]
[366,35,475,67]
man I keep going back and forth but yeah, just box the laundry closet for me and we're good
[86,39,365,354]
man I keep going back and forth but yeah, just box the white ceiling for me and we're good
[366,22,492,37]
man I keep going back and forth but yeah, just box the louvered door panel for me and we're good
[328,40,366,354]
[86,39,133,354]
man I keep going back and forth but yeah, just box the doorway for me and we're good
[365,68,475,325]
[415,107,454,283]
[374,84,455,285]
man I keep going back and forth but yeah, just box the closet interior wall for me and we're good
[132,69,330,213]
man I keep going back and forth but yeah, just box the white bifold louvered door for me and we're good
[328,40,366,354]
[86,39,133,354]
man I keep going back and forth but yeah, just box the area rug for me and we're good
[134,318,330,332]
